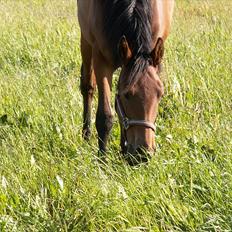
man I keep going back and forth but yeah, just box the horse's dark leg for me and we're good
[80,36,96,140]
[92,49,113,152]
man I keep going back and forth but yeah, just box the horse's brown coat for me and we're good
[77,0,174,163]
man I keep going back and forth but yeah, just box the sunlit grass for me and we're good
[0,0,232,231]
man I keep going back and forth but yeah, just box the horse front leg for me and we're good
[93,49,113,152]
[80,36,96,140]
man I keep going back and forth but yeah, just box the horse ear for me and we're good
[118,36,132,65]
[151,37,164,66]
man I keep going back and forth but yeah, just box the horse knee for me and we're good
[96,112,113,137]
[80,69,95,97]
[80,81,95,97]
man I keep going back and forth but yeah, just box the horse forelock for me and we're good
[103,0,153,88]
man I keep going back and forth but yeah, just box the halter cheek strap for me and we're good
[115,94,156,132]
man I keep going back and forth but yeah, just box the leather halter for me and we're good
[115,94,156,133]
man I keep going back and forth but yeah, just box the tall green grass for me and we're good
[0,0,232,231]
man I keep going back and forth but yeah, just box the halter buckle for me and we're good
[122,117,130,130]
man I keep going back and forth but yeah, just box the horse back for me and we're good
[77,0,174,64]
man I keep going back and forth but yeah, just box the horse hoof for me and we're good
[82,129,91,141]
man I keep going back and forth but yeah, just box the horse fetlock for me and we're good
[96,112,113,151]
[80,82,95,97]
[82,126,91,141]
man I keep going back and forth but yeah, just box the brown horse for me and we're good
[77,0,174,164]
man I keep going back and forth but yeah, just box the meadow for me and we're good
[0,0,232,231]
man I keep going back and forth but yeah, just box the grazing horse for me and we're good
[77,0,174,164]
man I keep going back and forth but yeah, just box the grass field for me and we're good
[0,0,232,231]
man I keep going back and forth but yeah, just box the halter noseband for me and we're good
[115,94,156,133]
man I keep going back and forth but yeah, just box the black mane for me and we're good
[103,0,153,86]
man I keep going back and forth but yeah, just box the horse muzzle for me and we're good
[123,144,155,166]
